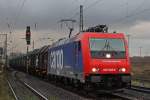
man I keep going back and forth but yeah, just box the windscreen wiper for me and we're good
[101,39,115,51]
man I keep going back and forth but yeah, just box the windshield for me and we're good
[89,38,126,59]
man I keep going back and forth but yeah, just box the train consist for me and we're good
[9,25,131,91]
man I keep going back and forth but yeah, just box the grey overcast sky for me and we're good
[0,0,150,56]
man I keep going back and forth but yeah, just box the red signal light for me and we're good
[26,26,31,45]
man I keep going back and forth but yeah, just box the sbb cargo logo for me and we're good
[50,49,64,70]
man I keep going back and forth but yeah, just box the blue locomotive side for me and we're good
[47,41,84,81]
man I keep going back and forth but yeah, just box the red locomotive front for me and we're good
[81,32,131,89]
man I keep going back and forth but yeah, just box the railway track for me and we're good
[7,80,18,100]
[112,86,150,100]
[8,70,150,100]
[55,84,128,100]
[12,70,130,100]
[48,78,150,100]
[47,76,150,100]
[9,70,87,100]
[7,71,48,100]
[131,86,150,94]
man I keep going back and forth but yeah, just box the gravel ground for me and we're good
[8,71,40,100]
[124,89,150,100]
[113,88,150,100]
[15,71,89,100]
[13,70,150,100]
[0,73,15,100]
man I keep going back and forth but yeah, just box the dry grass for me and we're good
[132,64,150,87]
[132,65,150,80]
[0,73,14,100]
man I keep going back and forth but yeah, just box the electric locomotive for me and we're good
[47,25,131,90]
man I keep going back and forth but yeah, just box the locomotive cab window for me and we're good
[89,38,126,59]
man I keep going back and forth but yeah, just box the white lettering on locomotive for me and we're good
[102,68,116,71]
[50,49,63,70]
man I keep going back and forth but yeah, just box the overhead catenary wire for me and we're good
[8,0,27,53]
[6,0,27,40]
[60,0,105,35]
[129,0,147,15]
[62,0,80,17]
[112,0,148,26]
[70,0,104,19]
[7,0,26,34]
[67,0,150,34]
[14,0,27,26]
[7,0,27,36]
[69,0,149,27]
[65,0,89,17]
[84,0,104,11]
[112,7,150,27]
[59,0,105,32]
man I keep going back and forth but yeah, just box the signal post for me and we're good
[26,26,31,73]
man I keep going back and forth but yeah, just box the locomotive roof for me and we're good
[50,32,125,48]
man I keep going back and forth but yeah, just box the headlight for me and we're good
[92,67,99,73]
[106,53,111,58]
[119,68,126,72]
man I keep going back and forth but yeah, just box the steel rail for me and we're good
[131,86,150,94]
[112,93,137,100]
[11,71,48,100]
[22,81,48,100]
[7,80,19,100]
[14,71,48,100]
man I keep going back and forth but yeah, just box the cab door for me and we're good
[74,41,83,77]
